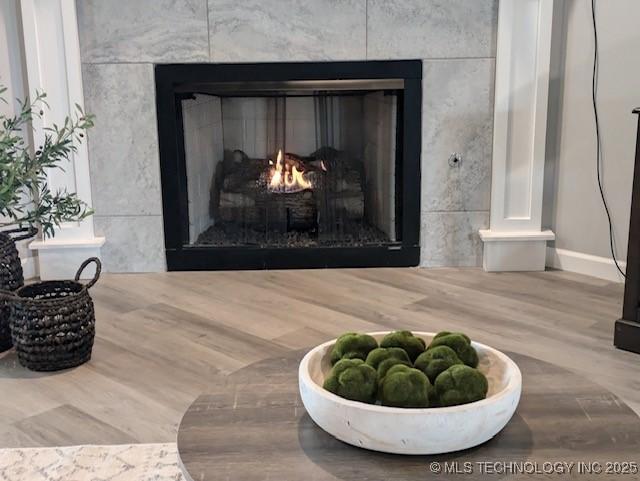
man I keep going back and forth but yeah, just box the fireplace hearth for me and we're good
[156,61,421,270]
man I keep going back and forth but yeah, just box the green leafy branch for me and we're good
[0,86,95,238]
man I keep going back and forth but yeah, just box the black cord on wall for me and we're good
[591,0,627,278]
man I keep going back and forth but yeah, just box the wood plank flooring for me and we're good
[0,267,637,448]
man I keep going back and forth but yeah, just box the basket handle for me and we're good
[4,226,38,242]
[75,257,102,289]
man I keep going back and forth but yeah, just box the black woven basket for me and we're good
[0,227,37,353]
[3,257,101,371]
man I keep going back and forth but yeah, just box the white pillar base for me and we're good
[479,230,555,272]
[30,237,105,280]
[21,256,37,280]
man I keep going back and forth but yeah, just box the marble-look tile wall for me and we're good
[421,58,495,266]
[76,0,498,271]
[82,63,165,272]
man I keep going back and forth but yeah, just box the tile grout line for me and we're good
[79,57,497,67]
[365,0,368,59]
[422,210,490,214]
[93,210,490,218]
[206,0,211,60]
[94,214,163,218]
[81,61,156,66]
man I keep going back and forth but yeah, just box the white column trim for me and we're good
[19,0,104,279]
[479,0,555,271]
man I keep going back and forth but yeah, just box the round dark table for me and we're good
[177,350,640,480]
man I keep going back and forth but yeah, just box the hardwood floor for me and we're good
[0,267,637,448]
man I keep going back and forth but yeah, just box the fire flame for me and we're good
[268,149,313,193]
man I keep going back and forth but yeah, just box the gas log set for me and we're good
[199,146,388,247]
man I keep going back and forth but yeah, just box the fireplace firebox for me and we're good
[156,61,421,270]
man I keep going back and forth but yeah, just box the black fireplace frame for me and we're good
[155,60,422,270]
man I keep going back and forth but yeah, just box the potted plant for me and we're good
[0,87,94,351]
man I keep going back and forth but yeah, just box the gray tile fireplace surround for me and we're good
[76,0,497,272]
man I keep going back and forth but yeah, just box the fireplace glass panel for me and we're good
[180,82,401,248]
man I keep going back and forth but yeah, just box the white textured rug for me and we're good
[0,443,185,481]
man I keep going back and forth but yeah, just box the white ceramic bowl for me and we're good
[298,331,522,455]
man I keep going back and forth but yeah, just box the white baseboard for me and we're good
[545,247,626,283]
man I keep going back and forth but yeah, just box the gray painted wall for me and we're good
[544,0,640,262]
[76,0,498,272]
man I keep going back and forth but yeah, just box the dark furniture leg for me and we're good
[614,108,640,354]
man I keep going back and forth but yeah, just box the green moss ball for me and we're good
[414,345,463,382]
[427,332,479,368]
[378,364,431,408]
[380,330,426,362]
[330,332,378,365]
[432,331,471,344]
[323,359,378,404]
[365,347,412,379]
[377,357,412,380]
[434,364,488,407]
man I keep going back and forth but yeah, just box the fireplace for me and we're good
[156,61,421,270]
